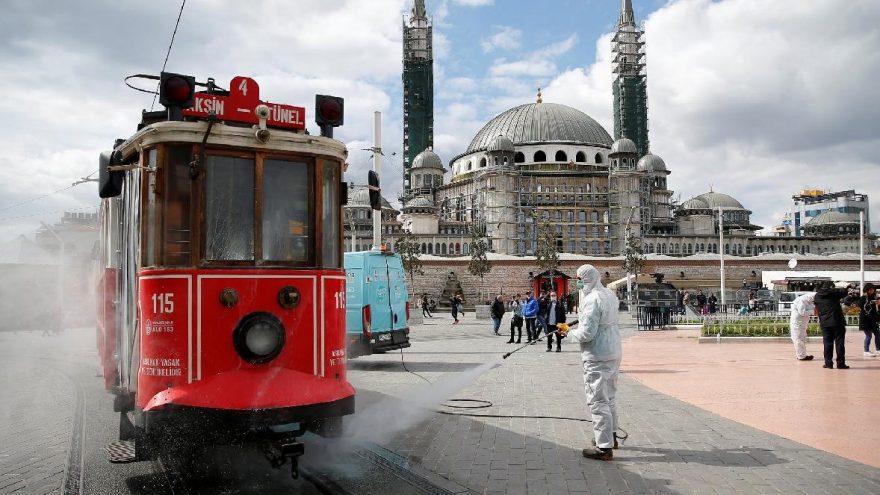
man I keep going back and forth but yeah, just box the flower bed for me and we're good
[701,321,822,337]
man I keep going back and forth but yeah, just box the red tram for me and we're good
[95,73,356,475]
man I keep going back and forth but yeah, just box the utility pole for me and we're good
[718,207,726,308]
[860,210,865,294]
[372,111,382,250]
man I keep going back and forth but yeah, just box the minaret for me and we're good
[402,0,434,201]
[612,0,650,157]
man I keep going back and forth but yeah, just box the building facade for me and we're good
[780,189,870,237]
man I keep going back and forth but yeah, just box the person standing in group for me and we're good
[491,295,505,336]
[536,290,549,336]
[853,283,880,357]
[421,293,433,318]
[543,291,566,352]
[559,264,622,461]
[507,293,524,343]
[814,281,852,369]
[789,292,816,361]
[451,294,460,325]
[523,291,539,342]
[707,292,718,314]
[696,290,707,314]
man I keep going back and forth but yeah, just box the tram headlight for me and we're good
[233,312,285,364]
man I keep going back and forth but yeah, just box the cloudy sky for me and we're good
[1,0,878,242]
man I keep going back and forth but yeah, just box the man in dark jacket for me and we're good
[490,295,505,336]
[814,281,851,369]
[543,291,567,352]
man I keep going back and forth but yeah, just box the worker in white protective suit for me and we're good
[789,292,816,361]
[559,264,621,461]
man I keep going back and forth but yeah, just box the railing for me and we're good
[636,306,860,333]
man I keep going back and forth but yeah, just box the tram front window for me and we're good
[263,159,310,262]
[206,155,255,261]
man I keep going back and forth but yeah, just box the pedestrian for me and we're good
[536,290,549,336]
[853,283,880,357]
[748,292,758,314]
[707,292,718,314]
[560,264,622,461]
[421,293,433,318]
[543,291,566,352]
[491,295,505,336]
[508,293,524,343]
[682,291,691,310]
[457,294,466,317]
[523,291,539,342]
[451,294,460,324]
[789,292,816,361]
[696,290,707,313]
[814,281,851,369]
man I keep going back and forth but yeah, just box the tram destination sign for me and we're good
[183,76,306,130]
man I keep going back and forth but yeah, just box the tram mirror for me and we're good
[98,151,124,198]
[367,170,381,211]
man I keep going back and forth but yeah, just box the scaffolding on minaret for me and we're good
[612,0,650,157]
[402,0,434,203]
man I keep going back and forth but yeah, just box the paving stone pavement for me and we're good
[347,311,880,495]
[0,333,80,495]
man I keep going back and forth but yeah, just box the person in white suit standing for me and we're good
[789,292,816,361]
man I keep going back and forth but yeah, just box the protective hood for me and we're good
[577,264,602,294]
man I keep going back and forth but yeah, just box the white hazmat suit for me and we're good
[565,264,622,450]
[789,292,816,359]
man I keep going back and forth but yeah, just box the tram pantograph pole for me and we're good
[372,111,382,250]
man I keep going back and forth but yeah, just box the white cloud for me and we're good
[481,26,522,53]
[488,34,578,77]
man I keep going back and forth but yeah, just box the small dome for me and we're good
[412,148,444,169]
[637,154,667,172]
[806,211,859,226]
[487,134,515,152]
[610,138,638,155]
[696,192,746,210]
[403,196,435,210]
[680,197,709,210]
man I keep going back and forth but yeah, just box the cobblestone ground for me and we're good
[347,311,880,495]
[0,332,81,495]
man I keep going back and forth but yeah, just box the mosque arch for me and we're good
[534,150,547,162]
[441,243,447,255]
[420,243,426,253]
[466,161,472,171]
[455,243,461,254]
[575,151,586,163]
[463,243,469,254]
[595,153,604,164]
[555,150,567,162]
[514,152,525,163]
[479,157,487,168]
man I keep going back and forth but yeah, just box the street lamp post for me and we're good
[718,207,726,308]
[860,210,865,294]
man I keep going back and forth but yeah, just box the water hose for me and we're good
[502,319,579,359]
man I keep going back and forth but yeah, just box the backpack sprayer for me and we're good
[502,320,578,359]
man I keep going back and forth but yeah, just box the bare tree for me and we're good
[396,229,423,299]
[467,224,492,302]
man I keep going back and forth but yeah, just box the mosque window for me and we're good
[576,151,586,163]
[568,211,574,222]
[534,151,546,162]
[592,241,600,254]
[428,243,434,254]
[463,243,469,254]
[503,157,509,165]
[420,243,426,253]
[591,211,599,222]
[480,157,487,168]
[466,161,472,171]
[555,151,567,162]
[455,243,461,254]
[579,211,586,222]
[440,243,446,255]
[595,153,604,164]
[514,152,525,163]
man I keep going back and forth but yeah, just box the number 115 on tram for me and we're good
[94,72,360,472]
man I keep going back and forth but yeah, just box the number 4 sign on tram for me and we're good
[183,76,306,130]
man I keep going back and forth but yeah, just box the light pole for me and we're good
[860,210,865,294]
[717,207,728,308]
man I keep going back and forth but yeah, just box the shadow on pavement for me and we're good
[348,360,485,372]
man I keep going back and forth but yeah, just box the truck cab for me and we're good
[344,248,410,357]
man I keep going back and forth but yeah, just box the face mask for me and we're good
[550,297,557,302]
[576,280,584,290]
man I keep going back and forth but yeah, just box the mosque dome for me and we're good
[637,154,667,172]
[805,211,859,226]
[680,197,709,210]
[462,102,613,154]
[346,186,394,210]
[695,192,747,210]
[403,196,436,211]
[487,134,515,153]
[412,148,444,169]
[610,138,638,155]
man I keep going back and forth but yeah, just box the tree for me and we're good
[622,232,646,307]
[396,229,423,299]
[467,223,492,303]
[534,213,560,291]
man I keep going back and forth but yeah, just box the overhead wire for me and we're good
[150,0,187,111]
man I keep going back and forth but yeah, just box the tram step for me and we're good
[106,440,137,463]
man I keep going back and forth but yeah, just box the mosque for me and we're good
[344,0,871,258]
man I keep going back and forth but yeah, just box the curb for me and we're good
[698,336,824,344]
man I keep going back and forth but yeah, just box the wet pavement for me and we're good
[2,312,880,494]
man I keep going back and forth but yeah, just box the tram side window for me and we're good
[206,156,255,261]
[163,146,192,266]
[263,159,311,262]
[321,161,341,268]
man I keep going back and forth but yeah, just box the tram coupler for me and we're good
[261,440,304,479]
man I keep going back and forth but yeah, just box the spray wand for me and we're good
[502,320,578,359]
